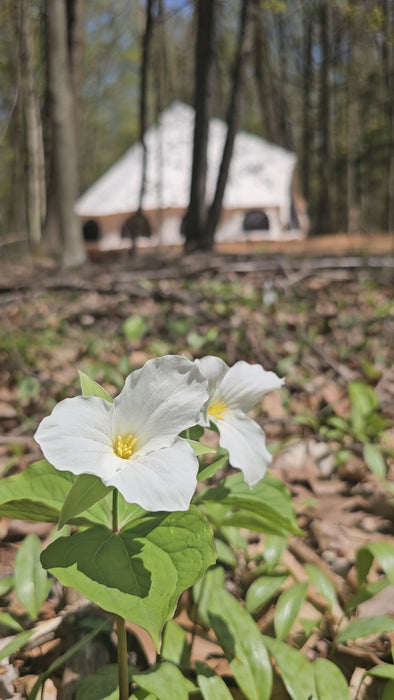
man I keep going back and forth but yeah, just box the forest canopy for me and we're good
[0,0,393,259]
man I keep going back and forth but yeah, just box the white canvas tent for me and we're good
[75,102,308,249]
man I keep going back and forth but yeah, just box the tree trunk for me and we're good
[314,0,331,234]
[44,0,86,266]
[204,0,253,246]
[251,0,279,143]
[138,0,155,212]
[18,0,45,250]
[183,0,216,251]
[346,6,360,234]
[301,3,313,201]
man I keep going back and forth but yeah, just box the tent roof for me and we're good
[75,102,297,218]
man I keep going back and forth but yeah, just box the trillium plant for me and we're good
[1,354,286,699]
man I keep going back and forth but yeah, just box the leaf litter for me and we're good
[0,240,393,698]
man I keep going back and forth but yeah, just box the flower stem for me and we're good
[112,489,128,699]
[116,615,129,700]
[112,488,118,533]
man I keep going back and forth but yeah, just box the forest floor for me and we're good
[0,232,393,699]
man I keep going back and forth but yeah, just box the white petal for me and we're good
[113,355,208,452]
[34,396,121,481]
[106,438,198,511]
[195,356,229,397]
[218,361,284,413]
[215,409,272,486]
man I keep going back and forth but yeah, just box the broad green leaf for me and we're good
[133,662,195,700]
[161,620,190,668]
[349,382,378,418]
[368,664,394,680]
[187,440,216,456]
[220,525,247,552]
[363,444,387,478]
[78,370,113,402]
[208,585,272,700]
[262,635,316,700]
[263,534,287,569]
[197,454,228,482]
[58,474,111,528]
[0,613,23,632]
[14,534,48,619]
[274,582,308,640]
[313,658,350,699]
[305,564,338,611]
[336,616,394,645]
[196,662,233,700]
[0,628,36,662]
[246,574,288,614]
[193,566,225,628]
[41,508,216,648]
[215,539,237,568]
[356,541,394,586]
[198,472,301,536]
[0,460,74,523]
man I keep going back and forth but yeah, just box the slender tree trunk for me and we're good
[138,0,155,211]
[204,0,253,246]
[183,0,216,251]
[44,0,86,266]
[251,0,279,143]
[301,3,313,201]
[346,8,360,234]
[18,0,45,250]
[380,0,394,233]
[314,0,331,234]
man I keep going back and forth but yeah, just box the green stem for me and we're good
[112,488,118,533]
[116,615,129,700]
[112,489,129,699]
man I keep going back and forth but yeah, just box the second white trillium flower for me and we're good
[195,356,284,486]
[34,355,208,512]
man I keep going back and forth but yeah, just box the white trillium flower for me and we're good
[195,356,284,486]
[34,355,209,512]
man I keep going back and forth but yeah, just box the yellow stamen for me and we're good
[208,401,227,420]
[114,434,137,459]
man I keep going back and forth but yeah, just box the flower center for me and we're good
[208,401,227,420]
[114,434,137,459]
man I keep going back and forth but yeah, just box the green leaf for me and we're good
[345,578,389,614]
[161,621,190,668]
[208,585,272,700]
[0,628,36,662]
[274,581,308,641]
[198,472,301,536]
[58,474,111,528]
[262,635,316,700]
[382,680,394,700]
[336,616,394,645]
[0,575,13,596]
[263,534,288,569]
[133,662,195,700]
[14,534,48,619]
[0,460,74,523]
[363,444,387,478]
[193,566,225,628]
[0,613,24,632]
[246,574,288,614]
[196,662,233,700]
[214,539,238,568]
[349,382,378,417]
[368,664,394,680]
[197,454,228,482]
[305,564,338,611]
[78,370,113,402]
[75,664,128,700]
[41,508,216,648]
[356,541,394,586]
[122,315,147,341]
[313,658,350,699]
[187,440,216,456]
